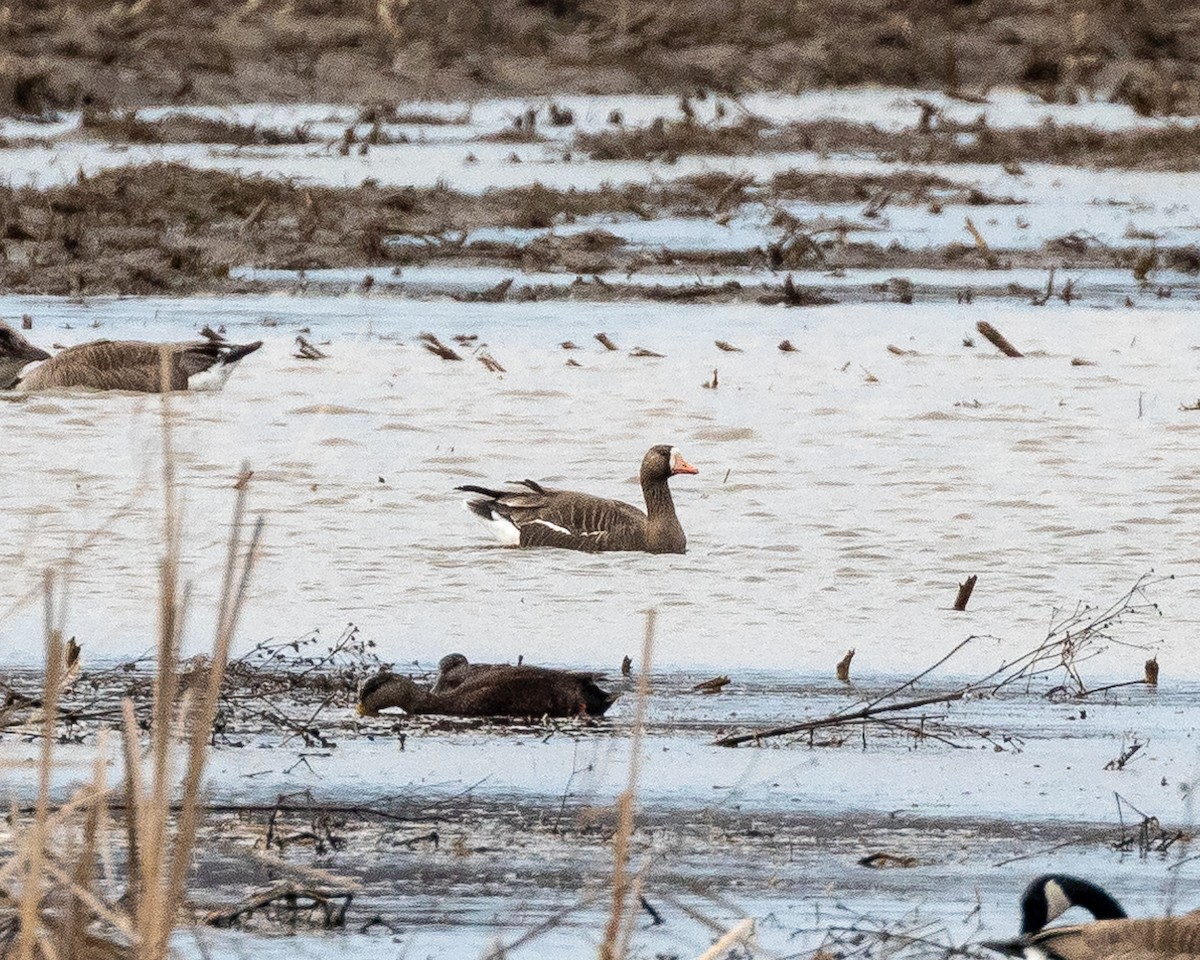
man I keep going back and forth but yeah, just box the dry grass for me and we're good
[2,0,1200,114]
[0,401,262,959]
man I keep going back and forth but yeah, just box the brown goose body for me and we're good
[985,874,1200,960]
[10,332,262,392]
[1020,916,1200,960]
[358,665,618,719]
[458,444,698,554]
[0,321,51,389]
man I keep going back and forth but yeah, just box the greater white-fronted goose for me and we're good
[457,444,698,553]
[5,323,262,392]
[0,322,51,389]
[357,664,618,719]
[984,874,1200,960]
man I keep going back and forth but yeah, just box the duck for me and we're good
[429,652,495,693]
[357,664,618,719]
[0,321,262,392]
[457,444,698,553]
[430,652,608,695]
[984,873,1200,959]
[0,322,51,389]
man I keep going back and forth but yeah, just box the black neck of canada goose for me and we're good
[1021,875,1128,934]
[983,875,1136,959]
[0,322,51,389]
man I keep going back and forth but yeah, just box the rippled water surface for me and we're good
[3,295,1197,680]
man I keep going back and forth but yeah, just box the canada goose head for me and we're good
[356,672,420,716]
[0,321,51,389]
[984,874,1130,958]
[642,444,699,484]
[1020,875,1127,934]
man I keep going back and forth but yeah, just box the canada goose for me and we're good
[6,324,262,392]
[357,664,618,719]
[985,874,1200,960]
[0,321,51,389]
[458,444,698,553]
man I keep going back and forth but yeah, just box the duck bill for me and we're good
[24,345,51,362]
[671,453,699,475]
[355,703,369,717]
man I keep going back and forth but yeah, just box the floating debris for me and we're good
[294,336,328,360]
[419,333,463,361]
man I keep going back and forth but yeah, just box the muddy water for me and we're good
[2,295,1197,683]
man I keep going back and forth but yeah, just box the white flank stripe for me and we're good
[530,518,572,536]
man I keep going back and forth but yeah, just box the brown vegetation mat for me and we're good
[578,114,1200,171]
[3,162,1197,297]
[4,0,1200,118]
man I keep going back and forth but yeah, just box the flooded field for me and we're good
[3,83,1200,959]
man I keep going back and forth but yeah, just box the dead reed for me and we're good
[0,396,263,959]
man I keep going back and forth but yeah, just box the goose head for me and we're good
[984,874,1130,958]
[0,321,51,388]
[642,444,699,484]
[1020,874,1127,933]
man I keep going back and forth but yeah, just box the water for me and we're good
[2,296,1196,685]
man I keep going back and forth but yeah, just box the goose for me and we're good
[984,874,1200,960]
[457,444,698,553]
[357,664,618,719]
[0,321,263,392]
[0,322,51,389]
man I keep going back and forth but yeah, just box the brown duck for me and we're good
[0,321,262,392]
[430,653,607,695]
[357,664,618,719]
[984,874,1200,960]
[458,444,698,553]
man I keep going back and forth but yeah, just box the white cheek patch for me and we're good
[1044,879,1072,924]
[187,362,235,392]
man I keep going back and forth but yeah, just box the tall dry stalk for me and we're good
[0,384,262,960]
[599,608,655,960]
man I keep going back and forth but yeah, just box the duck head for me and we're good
[357,672,421,716]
